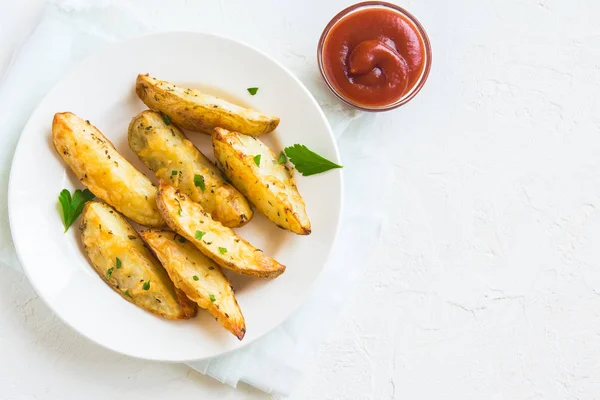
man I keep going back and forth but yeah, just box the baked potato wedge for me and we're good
[213,128,311,235]
[80,201,196,319]
[175,288,198,319]
[52,112,163,227]
[156,182,286,279]
[135,74,279,136]
[128,110,253,228]
[141,229,246,340]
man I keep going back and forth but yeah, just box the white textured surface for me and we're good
[2,0,599,399]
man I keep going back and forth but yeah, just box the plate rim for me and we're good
[8,31,343,362]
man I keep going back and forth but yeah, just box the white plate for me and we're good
[8,32,342,362]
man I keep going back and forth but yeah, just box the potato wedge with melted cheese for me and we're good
[212,128,311,235]
[156,182,286,279]
[80,202,196,319]
[128,110,253,228]
[135,74,279,136]
[52,112,163,227]
[141,229,246,340]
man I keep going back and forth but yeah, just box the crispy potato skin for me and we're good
[156,182,286,279]
[175,287,198,319]
[141,230,246,340]
[80,202,196,319]
[52,112,163,227]
[213,128,311,235]
[135,74,279,136]
[128,110,253,228]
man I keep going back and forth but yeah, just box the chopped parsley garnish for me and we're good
[193,275,199,281]
[171,170,178,176]
[194,174,206,192]
[195,230,206,240]
[218,247,228,255]
[284,144,343,176]
[162,114,172,125]
[175,199,182,216]
[247,87,259,95]
[116,257,122,269]
[124,290,132,298]
[209,294,216,302]
[278,151,287,164]
[58,188,95,232]
[253,154,261,166]
[143,280,151,290]
[106,268,114,279]
[176,235,186,243]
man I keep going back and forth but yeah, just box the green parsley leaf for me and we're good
[218,247,228,255]
[58,188,95,232]
[58,190,71,229]
[162,114,172,125]
[116,257,122,269]
[193,275,200,281]
[176,235,186,243]
[124,290,132,298]
[247,87,259,95]
[209,294,216,302]
[284,144,342,176]
[171,170,178,176]
[143,280,151,290]
[195,230,206,240]
[194,174,206,192]
[106,267,114,279]
[253,154,261,166]
[278,151,287,164]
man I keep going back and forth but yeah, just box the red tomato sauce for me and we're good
[321,6,427,107]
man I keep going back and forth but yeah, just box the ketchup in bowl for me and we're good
[318,2,431,111]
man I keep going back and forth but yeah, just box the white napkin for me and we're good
[0,3,385,396]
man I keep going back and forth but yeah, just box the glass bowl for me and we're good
[317,1,432,111]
